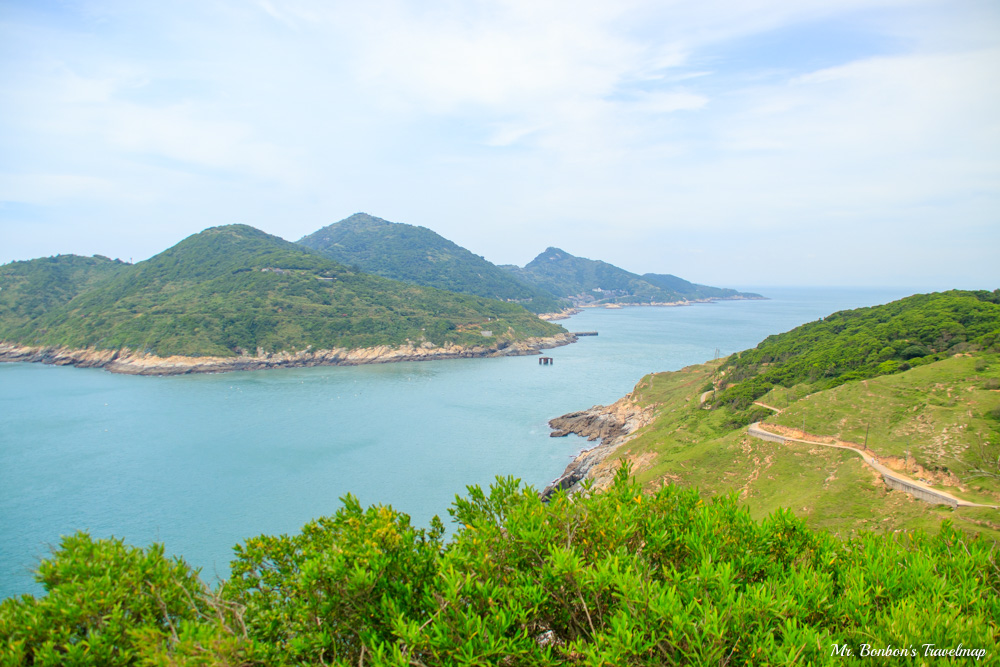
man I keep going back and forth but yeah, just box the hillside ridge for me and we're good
[546,290,1000,538]
[297,213,566,314]
[505,246,763,306]
[0,224,566,370]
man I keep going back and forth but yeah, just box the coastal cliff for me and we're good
[0,332,576,376]
[543,391,654,498]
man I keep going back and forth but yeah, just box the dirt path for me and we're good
[747,423,997,509]
[753,401,783,413]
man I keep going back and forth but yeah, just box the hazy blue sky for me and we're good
[1,0,997,289]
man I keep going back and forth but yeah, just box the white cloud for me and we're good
[629,91,709,114]
[0,173,123,204]
[338,2,640,116]
[484,123,542,147]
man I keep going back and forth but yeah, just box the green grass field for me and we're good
[765,353,1000,500]
[594,354,1000,539]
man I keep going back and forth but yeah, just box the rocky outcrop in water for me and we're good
[543,393,654,499]
[0,333,576,376]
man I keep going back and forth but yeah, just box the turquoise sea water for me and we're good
[0,287,914,598]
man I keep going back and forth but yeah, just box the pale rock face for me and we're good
[542,392,655,498]
[0,333,577,376]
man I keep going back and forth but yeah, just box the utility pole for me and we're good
[711,348,721,398]
[864,419,871,450]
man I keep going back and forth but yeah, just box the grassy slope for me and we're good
[762,353,1000,503]
[597,355,1000,540]
[0,225,564,357]
[715,290,1000,411]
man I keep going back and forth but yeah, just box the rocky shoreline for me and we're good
[537,308,581,321]
[0,333,577,376]
[578,295,767,309]
[538,295,764,320]
[542,391,654,498]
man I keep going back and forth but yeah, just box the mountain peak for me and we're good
[338,212,393,227]
[296,216,565,313]
[532,247,576,263]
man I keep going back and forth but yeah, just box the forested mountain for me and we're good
[504,247,762,305]
[0,254,128,332]
[0,225,563,358]
[298,213,566,314]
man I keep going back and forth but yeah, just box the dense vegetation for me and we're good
[0,254,128,333]
[715,290,1000,413]
[298,213,566,314]
[3,469,996,666]
[0,225,563,357]
[504,247,762,305]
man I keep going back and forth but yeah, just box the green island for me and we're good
[2,290,998,665]
[502,246,764,306]
[295,214,758,314]
[0,225,566,370]
[0,216,765,376]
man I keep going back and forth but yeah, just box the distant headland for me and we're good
[0,213,763,374]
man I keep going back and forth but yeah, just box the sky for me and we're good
[1,0,998,289]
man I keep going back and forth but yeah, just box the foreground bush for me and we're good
[2,468,997,665]
[0,533,251,666]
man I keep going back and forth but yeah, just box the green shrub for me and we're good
[900,344,932,360]
[223,496,444,665]
[0,533,251,666]
[3,472,998,666]
[876,359,900,374]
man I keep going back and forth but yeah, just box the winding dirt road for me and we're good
[747,422,998,509]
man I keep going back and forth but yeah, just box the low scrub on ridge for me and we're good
[2,470,996,665]
[715,290,1000,413]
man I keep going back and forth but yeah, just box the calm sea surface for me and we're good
[0,287,914,597]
